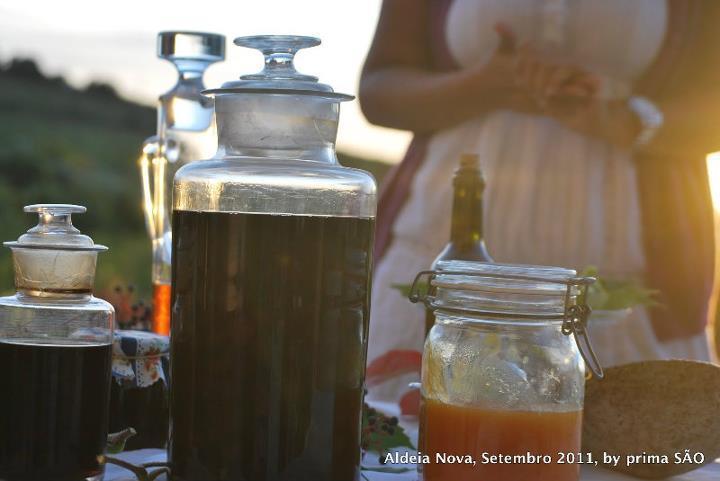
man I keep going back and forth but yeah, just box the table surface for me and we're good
[103,449,720,481]
[104,401,720,481]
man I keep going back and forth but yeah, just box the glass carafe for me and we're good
[139,31,225,335]
[169,35,377,481]
[0,204,114,481]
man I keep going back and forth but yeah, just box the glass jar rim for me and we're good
[409,260,604,379]
[428,260,586,319]
[203,87,354,102]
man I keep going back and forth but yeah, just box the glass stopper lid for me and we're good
[204,34,353,101]
[4,204,107,252]
[158,31,225,62]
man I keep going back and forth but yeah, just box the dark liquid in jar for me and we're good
[170,211,374,481]
[0,341,112,481]
[109,380,169,450]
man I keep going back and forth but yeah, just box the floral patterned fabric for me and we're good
[71,327,170,388]
[112,330,169,388]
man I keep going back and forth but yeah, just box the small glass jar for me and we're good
[412,260,601,481]
[108,330,170,450]
[0,205,114,481]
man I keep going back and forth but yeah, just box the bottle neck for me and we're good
[173,60,210,81]
[157,61,214,136]
[449,169,486,247]
[165,60,209,96]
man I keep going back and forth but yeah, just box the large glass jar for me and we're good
[413,260,601,481]
[0,205,114,481]
[169,36,376,481]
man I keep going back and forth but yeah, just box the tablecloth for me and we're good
[103,448,720,481]
[105,399,720,480]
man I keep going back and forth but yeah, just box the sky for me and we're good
[0,0,411,163]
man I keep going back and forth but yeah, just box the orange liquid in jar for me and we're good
[420,399,582,481]
[151,283,171,335]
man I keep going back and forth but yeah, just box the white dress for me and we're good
[367,0,711,401]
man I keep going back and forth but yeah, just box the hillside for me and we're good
[0,59,391,296]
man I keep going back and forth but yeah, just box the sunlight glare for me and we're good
[706,152,720,213]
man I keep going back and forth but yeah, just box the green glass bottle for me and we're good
[425,153,493,335]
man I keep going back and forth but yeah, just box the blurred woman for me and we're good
[361,0,720,401]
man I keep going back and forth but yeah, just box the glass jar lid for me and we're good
[112,330,170,388]
[4,204,107,252]
[203,35,354,101]
[4,205,107,296]
[429,260,580,318]
[158,31,225,62]
[410,260,603,378]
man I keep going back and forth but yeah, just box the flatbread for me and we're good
[583,360,720,479]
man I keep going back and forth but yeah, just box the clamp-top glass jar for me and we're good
[411,260,601,481]
[0,205,114,481]
[170,36,376,481]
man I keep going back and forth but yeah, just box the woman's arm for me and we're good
[532,83,720,157]
[647,90,720,157]
[360,0,528,133]
[643,3,720,158]
[541,97,643,149]
[536,91,720,156]
[536,4,720,157]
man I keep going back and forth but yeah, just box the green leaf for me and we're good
[362,403,415,454]
[391,282,428,300]
[362,465,414,473]
[106,427,136,454]
[580,266,659,311]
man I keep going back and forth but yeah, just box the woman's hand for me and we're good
[455,23,537,114]
[545,97,643,149]
[360,6,615,134]
[513,43,599,107]
[511,44,641,148]
[467,24,600,116]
